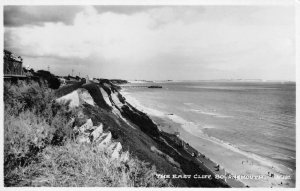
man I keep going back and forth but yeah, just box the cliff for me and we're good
[55,79,230,187]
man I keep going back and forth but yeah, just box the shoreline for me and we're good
[120,88,295,188]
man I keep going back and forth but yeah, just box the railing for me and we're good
[4,70,26,78]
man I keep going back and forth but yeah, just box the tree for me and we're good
[36,70,61,89]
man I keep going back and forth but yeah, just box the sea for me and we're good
[121,81,296,187]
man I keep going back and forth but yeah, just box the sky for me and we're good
[4,5,295,81]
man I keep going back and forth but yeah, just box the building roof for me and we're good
[4,49,23,62]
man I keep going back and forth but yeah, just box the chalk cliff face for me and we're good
[55,80,229,187]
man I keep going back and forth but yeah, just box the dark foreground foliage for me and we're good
[4,81,75,186]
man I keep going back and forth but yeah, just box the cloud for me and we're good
[4,6,83,27]
[4,5,295,80]
[93,5,158,15]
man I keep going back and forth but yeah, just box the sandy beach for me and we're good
[121,89,295,188]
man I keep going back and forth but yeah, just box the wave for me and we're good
[269,153,295,161]
[166,114,204,134]
[183,102,194,106]
[187,109,233,118]
[122,90,294,180]
[165,113,293,177]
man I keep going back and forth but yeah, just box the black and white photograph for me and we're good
[2,0,298,189]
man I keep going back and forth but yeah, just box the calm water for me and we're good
[124,81,296,171]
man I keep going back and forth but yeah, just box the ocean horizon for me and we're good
[122,81,296,187]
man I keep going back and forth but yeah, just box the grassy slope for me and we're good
[4,80,170,187]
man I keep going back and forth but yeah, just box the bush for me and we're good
[48,77,61,89]
[4,111,54,186]
[36,70,61,89]
[4,80,76,186]
[4,80,73,120]
[4,81,53,115]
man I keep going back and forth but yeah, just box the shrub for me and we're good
[4,111,55,186]
[4,80,53,115]
[48,77,61,89]
[4,80,76,186]
[36,70,61,89]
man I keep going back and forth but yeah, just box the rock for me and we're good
[111,142,122,159]
[79,118,93,133]
[107,142,117,153]
[90,123,103,141]
[98,132,112,149]
[94,132,107,143]
[120,151,130,162]
[72,114,130,164]
[56,90,80,107]
[56,88,96,108]
[77,134,90,143]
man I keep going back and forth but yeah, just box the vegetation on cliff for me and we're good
[4,80,170,187]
